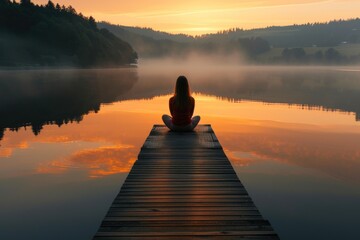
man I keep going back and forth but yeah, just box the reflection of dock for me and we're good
[93,124,279,239]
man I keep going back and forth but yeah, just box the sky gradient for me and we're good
[32,0,360,35]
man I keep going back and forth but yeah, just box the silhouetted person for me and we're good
[162,76,200,131]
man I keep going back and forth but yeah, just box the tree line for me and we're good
[101,18,360,48]
[98,22,270,59]
[0,0,137,67]
[99,20,360,64]
[267,47,359,64]
[199,18,360,48]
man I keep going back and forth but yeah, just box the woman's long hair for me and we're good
[174,76,191,109]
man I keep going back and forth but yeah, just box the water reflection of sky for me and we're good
[1,67,360,240]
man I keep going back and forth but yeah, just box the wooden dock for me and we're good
[93,124,279,239]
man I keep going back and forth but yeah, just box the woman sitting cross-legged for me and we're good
[162,75,200,131]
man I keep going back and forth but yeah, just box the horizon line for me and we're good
[99,16,360,37]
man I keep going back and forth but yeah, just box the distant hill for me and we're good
[97,22,189,58]
[201,19,360,48]
[98,22,270,59]
[118,25,194,42]
[99,19,360,64]
[0,0,137,67]
[101,18,360,47]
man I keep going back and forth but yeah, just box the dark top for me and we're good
[169,96,195,126]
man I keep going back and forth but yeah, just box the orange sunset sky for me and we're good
[30,0,360,35]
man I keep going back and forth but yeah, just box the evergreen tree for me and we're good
[0,1,137,67]
[20,0,32,6]
[46,1,55,10]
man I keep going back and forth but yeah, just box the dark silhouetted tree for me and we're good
[89,16,96,29]
[20,0,32,6]
[46,0,55,10]
[325,48,341,62]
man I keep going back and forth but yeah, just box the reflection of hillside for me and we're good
[129,66,360,121]
[193,68,360,121]
[1,67,360,141]
[0,69,137,140]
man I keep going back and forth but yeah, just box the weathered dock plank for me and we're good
[93,124,279,239]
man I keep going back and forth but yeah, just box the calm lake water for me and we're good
[1,63,360,240]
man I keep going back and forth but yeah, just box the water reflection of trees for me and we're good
[190,68,360,121]
[0,69,137,140]
[130,67,360,121]
[1,67,360,141]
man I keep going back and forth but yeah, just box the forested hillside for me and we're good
[0,0,137,67]
[99,19,360,64]
[101,18,360,47]
[202,19,360,47]
[98,22,270,59]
